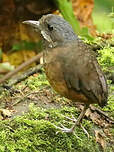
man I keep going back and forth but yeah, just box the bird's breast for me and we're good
[44,61,90,104]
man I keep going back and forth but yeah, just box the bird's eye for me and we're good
[47,24,53,31]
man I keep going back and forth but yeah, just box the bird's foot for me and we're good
[54,115,89,138]
[63,114,77,123]
[54,123,81,139]
[54,123,74,133]
[80,124,89,138]
[63,115,90,138]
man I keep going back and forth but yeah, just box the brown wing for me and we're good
[60,41,108,107]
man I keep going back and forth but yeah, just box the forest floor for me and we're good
[0,68,114,151]
[0,1,114,151]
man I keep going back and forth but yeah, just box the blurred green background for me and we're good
[93,0,114,33]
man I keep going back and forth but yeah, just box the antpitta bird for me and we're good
[23,14,108,133]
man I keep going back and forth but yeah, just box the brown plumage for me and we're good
[23,14,108,133]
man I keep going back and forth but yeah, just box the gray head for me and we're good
[23,14,78,47]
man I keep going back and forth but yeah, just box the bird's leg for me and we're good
[69,104,89,132]
[54,104,89,134]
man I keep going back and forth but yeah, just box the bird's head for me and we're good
[23,14,78,47]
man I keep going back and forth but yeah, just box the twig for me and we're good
[90,105,114,124]
[8,64,43,86]
[75,104,114,125]
[0,52,43,84]
[12,91,40,106]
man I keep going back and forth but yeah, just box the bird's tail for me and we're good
[98,92,108,108]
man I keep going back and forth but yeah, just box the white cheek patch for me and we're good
[41,31,52,42]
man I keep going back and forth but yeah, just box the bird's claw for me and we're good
[53,115,89,138]
[62,115,89,138]
[54,124,81,139]
[61,114,77,123]
[54,123,74,133]
[80,124,90,138]
[54,123,89,138]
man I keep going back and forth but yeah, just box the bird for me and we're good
[23,14,108,134]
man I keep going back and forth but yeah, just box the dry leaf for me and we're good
[95,129,106,150]
[8,50,36,67]
[103,129,112,137]
[85,108,91,117]
[0,109,12,120]
[72,0,96,36]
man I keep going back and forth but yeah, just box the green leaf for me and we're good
[80,27,94,41]
[12,40,43,52]
[0,48,3,60]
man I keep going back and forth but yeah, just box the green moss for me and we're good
[0,66,113,152]
[103,84,114,118]
[0,104,113,152]
[98,47,114,69]
[25,72,49,90]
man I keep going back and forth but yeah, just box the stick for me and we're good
[0,52,43,84]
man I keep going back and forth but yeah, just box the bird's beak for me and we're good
[23,20,52,43]
[22,20,40,29]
